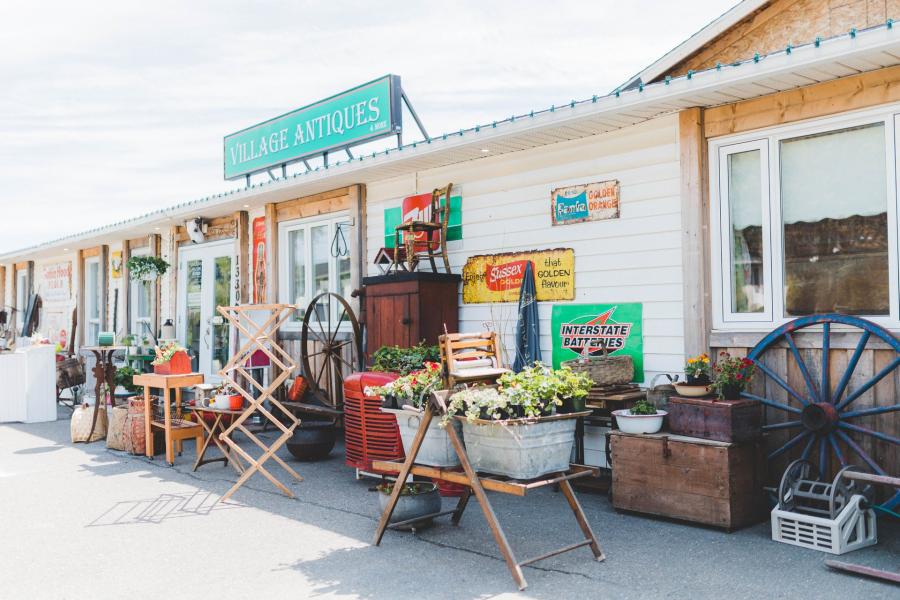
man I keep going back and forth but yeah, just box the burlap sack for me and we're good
[106,405,129,450]
[123,397,147,456]
[71,403,108,443]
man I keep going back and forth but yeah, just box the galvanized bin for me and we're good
[462,416,577,479]
[384,408,463,467]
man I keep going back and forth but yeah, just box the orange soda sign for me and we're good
[462,249,574,303]
[551,180,619,225]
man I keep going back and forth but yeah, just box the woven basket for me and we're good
[563,354,634,385]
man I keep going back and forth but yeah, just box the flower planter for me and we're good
[377,482,441,526]
[384,408,462,467]
[461,416,577,479]
[559,396,586,414]
[612,409,667,434]
[153,351,191,375]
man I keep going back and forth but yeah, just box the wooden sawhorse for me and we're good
[373,395,605,590]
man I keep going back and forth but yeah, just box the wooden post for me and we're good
[150,234,162,337]
[348,184,366,318]
[264,203,278,303]
[235,210,250,304]
[122,240,132,335]
[0,265,5,310]
[164,230,177,335]
[99,246,109,331]
[679,107,710,357]
[76,250,85,347]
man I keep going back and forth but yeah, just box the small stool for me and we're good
[133,373,205,466]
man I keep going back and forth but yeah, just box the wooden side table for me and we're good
[80,345,126,442]
[132,372,204,466]
[188,406,245,473]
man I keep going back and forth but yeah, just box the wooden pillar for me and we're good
[264,203,278,304]
[149,233,162,337]
[76,250,85,347]
[348,184,366,319]
[122,240,132,335]
[235,210,250,304]
[679,108,711,356]
[0,265,6,310]
[99,245,109,330]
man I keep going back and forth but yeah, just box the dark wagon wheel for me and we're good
[300,293,363,409]
[746,314,900,506]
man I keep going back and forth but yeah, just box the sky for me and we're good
[0,0,737,254]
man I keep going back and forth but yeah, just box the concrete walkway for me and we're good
[1,412,897,600]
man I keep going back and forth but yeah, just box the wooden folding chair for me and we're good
[440,331,511,388]
[391,183,453,273]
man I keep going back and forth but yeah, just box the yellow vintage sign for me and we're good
[462,248,575,303]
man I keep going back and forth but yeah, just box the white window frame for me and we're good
[710,103,900,331]
[277,212,351,329]
[129,247,152,338]
[84,256,102,344]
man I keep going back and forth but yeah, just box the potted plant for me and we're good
[126,256,169,281]
[371,342,441,375]
[554,365,593,413]
[711,352,756,400]
[152,341,191,375]
[114,365,139,394]
[120,334,137,355]
[674,352,713,397]
[613,397,667,434]
[366,363,459,467]
[376,481,441,527]
[140,336,153,354]
[212,383,244,410]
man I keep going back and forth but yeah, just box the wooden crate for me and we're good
[610,431,766,530]
[667,395,761,443]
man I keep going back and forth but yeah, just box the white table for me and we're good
[0,344,57,423]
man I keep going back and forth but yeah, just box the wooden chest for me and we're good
[610,431,765,530]
[667,396,761,442]
[362,272,460,358]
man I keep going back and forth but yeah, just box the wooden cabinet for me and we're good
[362,272,460,358]
[610,431,766,530]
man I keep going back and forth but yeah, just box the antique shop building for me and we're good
[3,2,900,478]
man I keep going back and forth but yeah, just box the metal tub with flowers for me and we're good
[443,363,593,480]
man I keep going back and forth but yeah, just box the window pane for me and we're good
[212,256,232,372]
[185,259,202,372]
[311,225,330,322]
[727,149,765,313]
[87,262,100,319]
[288,229,306,319]
[780,124,888,315]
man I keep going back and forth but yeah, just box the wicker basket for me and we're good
[563,354,634,385]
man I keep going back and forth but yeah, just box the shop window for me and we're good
[278,214,351,324]
[130,249,153,338]
[712,111,898,329]
[84,257,101,344]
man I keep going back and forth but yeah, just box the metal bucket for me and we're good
[385,408,463,467]
[462,418,576,479]
[378,482,442,524]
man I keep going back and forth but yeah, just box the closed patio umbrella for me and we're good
[513,261,541,372]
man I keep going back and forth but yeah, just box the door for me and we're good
[177,241,235,381]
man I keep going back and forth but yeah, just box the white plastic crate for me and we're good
[771,495,877,555]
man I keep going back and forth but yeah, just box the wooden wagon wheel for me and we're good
[300,292,363,408]
[746,314,900,506]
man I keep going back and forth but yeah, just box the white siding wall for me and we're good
[365,114,684,382]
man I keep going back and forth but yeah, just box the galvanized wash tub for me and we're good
[383,408,463,467]
[461,415,578,479]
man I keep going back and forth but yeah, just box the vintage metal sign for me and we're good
[550,180,620,225]
[252,217,267,303]
[224,75,402,180]
[551,303,644,381]
[462,248,574,303]
[383,193,462,248]
[40,261,72,303]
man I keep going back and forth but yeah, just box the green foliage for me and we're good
[376,481,434,496]
[364,362,442,409]
[126,256,169,280]
[629,398,658,415]
[712,352,756,399]
[371,342,441,375]
[114,366,139,393]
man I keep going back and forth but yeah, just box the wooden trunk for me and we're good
[362,272,460,359]
[610,431,766,530]
[667,396,762,443]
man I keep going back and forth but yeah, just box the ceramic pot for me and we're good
[286,419,336,461]
[612,409,667,434]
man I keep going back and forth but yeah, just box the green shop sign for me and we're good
[224,75,402,180]
[551,303,644,382]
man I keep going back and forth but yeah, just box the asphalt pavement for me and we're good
[0,410,897,600]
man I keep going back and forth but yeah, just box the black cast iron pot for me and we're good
[286,419,336,461]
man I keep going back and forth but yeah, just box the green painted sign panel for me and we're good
[224,75,402,180]
[551,303,644,382]
[383,196,462,248]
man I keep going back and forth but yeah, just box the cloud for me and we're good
[0,0,735,253]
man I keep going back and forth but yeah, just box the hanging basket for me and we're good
[153,351,191,375]
[563,354,633,385]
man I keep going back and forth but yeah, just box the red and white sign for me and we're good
[41,261,72,303]
[484,260,531,292]
[401,193,437,249]
[252,217,266,303]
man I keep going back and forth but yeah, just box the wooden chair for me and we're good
[392,183,453,274]
[439,331,511,388]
